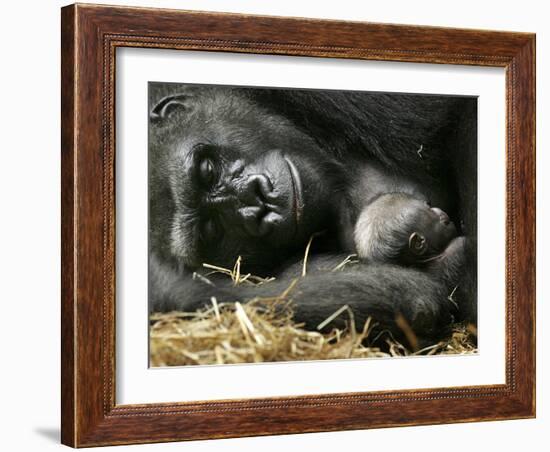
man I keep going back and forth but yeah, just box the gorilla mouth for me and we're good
[284,156,304,228]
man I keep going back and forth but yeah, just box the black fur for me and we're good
[148,83,477,346]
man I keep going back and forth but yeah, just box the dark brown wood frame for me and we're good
[61,3,536,447]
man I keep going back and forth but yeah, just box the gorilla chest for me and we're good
[353,163,446,210]
[335,162,448,251]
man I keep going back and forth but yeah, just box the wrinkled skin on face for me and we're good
[149,87,337,273]
[394,196,458,260]
[408,203,457,255]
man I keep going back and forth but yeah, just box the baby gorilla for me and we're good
[354,193,466,284]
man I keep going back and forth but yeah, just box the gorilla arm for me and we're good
[150,253,456,346]
[426,236,467,286]
[424,235,475,324]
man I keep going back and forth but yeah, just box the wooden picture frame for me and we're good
[61,3,535,447]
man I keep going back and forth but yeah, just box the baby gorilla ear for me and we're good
[150,94,192,122]
[408,232,428,255]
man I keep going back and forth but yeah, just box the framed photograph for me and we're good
[61,3,535,447]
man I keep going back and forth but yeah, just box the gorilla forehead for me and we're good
[171,87,320,154]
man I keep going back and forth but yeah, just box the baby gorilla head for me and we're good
[354,193,458,265]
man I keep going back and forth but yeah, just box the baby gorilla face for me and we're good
[354,193,458,264]
[403,198,458,258]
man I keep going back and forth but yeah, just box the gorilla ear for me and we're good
[150,94,192,122]
[408,232,428,255]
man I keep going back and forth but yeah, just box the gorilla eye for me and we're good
[198,157,217,187]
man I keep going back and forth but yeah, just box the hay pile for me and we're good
[149,257,477,367]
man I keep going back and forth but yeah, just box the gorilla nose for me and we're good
[238,174,274,206]
[235,174,277,237]
[431,207,450,225]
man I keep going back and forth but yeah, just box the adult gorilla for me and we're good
[149,83,477,347]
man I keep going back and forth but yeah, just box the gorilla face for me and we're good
[405,200,458,256]
[150,87,336,271]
